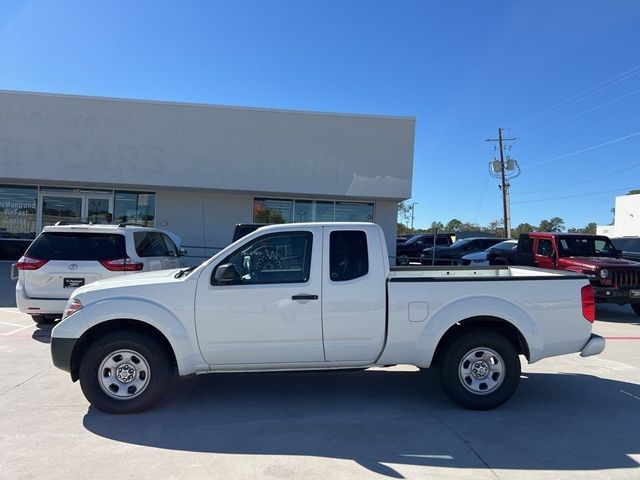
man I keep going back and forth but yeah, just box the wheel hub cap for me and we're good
[115,363,137,383]
[471,361,490,379]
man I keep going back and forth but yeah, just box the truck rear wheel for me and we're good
[440,330,520,410]
[79,331,172,414]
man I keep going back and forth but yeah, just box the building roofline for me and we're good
[0,88,416,122]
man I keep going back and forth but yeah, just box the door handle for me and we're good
[292,294,318,300]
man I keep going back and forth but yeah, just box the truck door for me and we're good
[321,227,386,362]
[534,238,556,269]
[194,227,324,365]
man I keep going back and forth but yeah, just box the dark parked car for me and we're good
[486,239,519,265]
[232,223,269,242]
[611,237,640,262]
[420,237,504,265]
[395,233,454,265]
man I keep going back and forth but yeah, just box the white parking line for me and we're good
[0,324,34,336]
[0,321,30,328]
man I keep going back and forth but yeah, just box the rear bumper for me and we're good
[16,282,69,315]
[580,334,606,358]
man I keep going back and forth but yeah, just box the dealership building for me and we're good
[0,90,415,264]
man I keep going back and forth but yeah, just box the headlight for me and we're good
[599,269,609,279]
[63,298,83,319]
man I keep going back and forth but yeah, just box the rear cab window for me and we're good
[329,230,369,281]
[26,232,126,261]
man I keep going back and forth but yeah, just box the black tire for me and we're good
[397,255,409,266]
[31,314,57,324]
[493,257,508,266]
[79,330,172,414]
[440,330,521,410]
[632,304,640,316]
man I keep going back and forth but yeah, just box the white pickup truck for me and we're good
[51,223,605,414]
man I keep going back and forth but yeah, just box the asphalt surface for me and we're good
[1,304,639,480]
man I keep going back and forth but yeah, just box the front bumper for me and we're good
[50,336,78,373]
[580,334,606,358]
[592,285,640,305]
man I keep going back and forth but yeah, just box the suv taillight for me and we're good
[581,285,596,323]
[99,257,144,271]
[16,255,48,270]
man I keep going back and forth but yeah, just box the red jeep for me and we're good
[516,232,640,316]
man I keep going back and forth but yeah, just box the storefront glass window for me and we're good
[0,186,38,240]
[253,198,293,224]
[114,192,156,226]
[335,202,374,222]
[293,200,313,223]
[315,201,335,222]
[253,198,374,224]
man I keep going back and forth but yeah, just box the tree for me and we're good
[628,189,640,195]
[511,223,536,238]
[397,222,412,235]
[538,217,565,233]
[425,221,445,233]
[397,201,412,226]
[568,222,598,234]
[445,218,463,232]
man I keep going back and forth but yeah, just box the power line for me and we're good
[520,86,640,138]
[512,186,638,205]
[515,161,640,195]
[512,63,640,129]
[521,129,640,169]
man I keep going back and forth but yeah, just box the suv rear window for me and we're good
[26,232,126,261]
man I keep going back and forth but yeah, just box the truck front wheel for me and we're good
[79,331,172,414]
[440,331,521,410]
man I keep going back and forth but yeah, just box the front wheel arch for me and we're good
[70,319,177,382]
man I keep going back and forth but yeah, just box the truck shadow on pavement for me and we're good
[83,369,640,478]
[596,304,640,326]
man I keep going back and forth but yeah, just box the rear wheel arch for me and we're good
[69,319,177,382]
[431,315,530,368]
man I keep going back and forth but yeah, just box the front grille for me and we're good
[612,268,640,287]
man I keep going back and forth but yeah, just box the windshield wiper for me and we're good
[174,266,196,279]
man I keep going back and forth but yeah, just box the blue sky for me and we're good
[1,0,639,230]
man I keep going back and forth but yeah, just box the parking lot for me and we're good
[1,305,639,480]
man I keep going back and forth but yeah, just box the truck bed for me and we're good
[388,265,584,280]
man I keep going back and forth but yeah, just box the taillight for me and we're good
[581,285,596,323]
[16,255,48,270]
[99,257,143,271]
[63,298,83,318]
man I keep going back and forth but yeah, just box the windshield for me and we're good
[558,236,618,257]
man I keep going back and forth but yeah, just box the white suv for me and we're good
[14,224,186,323]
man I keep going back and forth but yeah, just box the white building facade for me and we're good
[0,90,415,263]
[596,193,640,238]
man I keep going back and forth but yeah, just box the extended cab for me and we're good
[51,223,604,414]
[515,232,640,315]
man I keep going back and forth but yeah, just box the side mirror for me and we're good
[614,249,623,259]
[213,263,241,285]
[178,247,188,257]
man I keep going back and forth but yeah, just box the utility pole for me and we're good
[410,202,418,232]
[486,128,518,238]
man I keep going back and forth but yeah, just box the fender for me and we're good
[58,296,208,376]
[417,295,544,366]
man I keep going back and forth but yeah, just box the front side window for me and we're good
[220,232,313,284]
[537,239,554,257]
[330,230,369,281]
